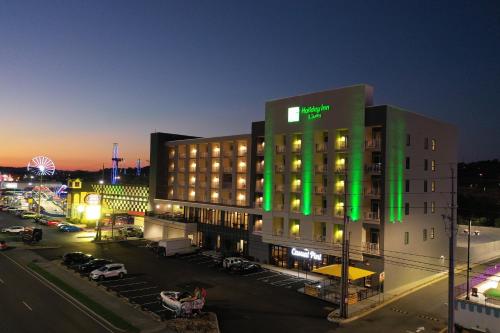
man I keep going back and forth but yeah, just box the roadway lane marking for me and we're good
[0,277,4,284]
[22,301,33,311]
[119,286,158,293]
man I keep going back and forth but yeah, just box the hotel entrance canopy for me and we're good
[313,264,375,280]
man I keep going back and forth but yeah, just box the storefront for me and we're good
[270,245,339,271]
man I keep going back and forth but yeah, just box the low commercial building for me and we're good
[148,84,458,293]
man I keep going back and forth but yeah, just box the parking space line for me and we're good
[100,277,136,284]
[22,301,33,311]
[196,260,215,265]
[120,286,158,293]
[272,278,303,286]
[257,273,281,280]
[0,277,4,284]
[244,270,268,277]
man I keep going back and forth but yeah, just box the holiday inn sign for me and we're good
[288,104,331,122]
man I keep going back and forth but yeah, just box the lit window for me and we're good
[431,160,436,171]
[423,229,428,241]
[431,201,436,213]
[431,139,436,151]
[404,232,409,245]
[430,227,435,239]
[431,181,436,192]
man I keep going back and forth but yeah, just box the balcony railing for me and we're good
[212,150,220,157]
[276,145,285,154]
[314,186,325,194]
[365,163,382,174]
[222,198,232,205]
[237,148,247,156]
[334,166,347,173]
[315,165,326,173]
[237,183,247,190]
[223,166,232,173]
[211,182,219,188]
[237,167,247,173]
[291,206,301,213]
[335,141,348,150]
[200,151,208,158]
[364,187,381,196]
[314,234,326,242]
[254,201,263,208]
[362,242,380,255]
[273,230,284,237]
[179,152,187,158]
[275,184,284,192]
[291,185,301,193]
[255,183,263,192]
[292,145,301,153]
[274,204,284,211]
[275,165,285,173]
[199,167,207,172]
[289,233,301,240]
[256,146,264,156]
[316,143,327,153]
[365,211,380,221]
[223,150,233,157]
[199,182,207,188]
[178,166,186,172]
[334,187,345,195]
[236,200,246,206]
[292,166,301,173]
[256,164,264,173]
[313,207,325,215]
[365,139,381,150]
[334,209,344,218]
[210,198,219,204]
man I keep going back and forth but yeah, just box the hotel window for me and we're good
[424,159,428,171]
[405,202,410,215]
[430,227,435,239]
[431,201,436,213]
[431,160,436,171]
[405,157,410,170]
[431,181,436,192]
[424,201,428,214]
[423,229,428,241]
[406,134,411,146]
[405,180,410,193]
[431,139,436,151]
[424,137,429,150]
[404,232,409,245]
[424,180,428,192]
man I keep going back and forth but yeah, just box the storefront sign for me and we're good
[85,193,101,205]
[291,248,322,261]
[288,104,331,122]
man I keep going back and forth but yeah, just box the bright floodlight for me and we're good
[27,156,56,176]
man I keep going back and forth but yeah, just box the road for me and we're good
[0,253,113,333]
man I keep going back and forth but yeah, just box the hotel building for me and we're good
[147,84,457,292]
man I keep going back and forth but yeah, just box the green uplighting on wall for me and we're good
[301,121,314,215]
[263,112,274,212]
[387,107,405,222]
[348,93,366,221]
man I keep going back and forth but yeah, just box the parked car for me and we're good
[6,207,19,213]
[229,261,262,274]
[89,263,127,281]
[14,209,27,216]
[78,259,113,274]
[0,240,8,250]
[47,220,60,227]
[21,227,43,243]
[120,226,143,238]
[63,252,94,266]
[21,211,38,219]
[1,226,25,234]
[223,257,246,269]
[59,225,82,232]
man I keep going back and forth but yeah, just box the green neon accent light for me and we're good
[387,108,405,222]
[348,97,365,222]
[263,112,274,212]
[301,122,314,215]
[287,105,331,123]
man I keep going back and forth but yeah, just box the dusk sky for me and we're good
[0,0,498,170]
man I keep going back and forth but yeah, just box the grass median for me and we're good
[27,261,139,333]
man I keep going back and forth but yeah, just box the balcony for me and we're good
[314,234,326,242]
[275,165,285,173]
[316,143,327,153]
[334,187,345,195]
[210,198,219,204]
[289,233,300,240]
[223,150,233,158]
[236,200,246,206]
[292,145,301,153]
[364,187,381,197]
[291,185,301,193]
[365,163,382,174]
[237,147,247,156]
[315,164,326,173]
[222,198,232,205]
[314,186,325,194]
[179,152,187,159]
[223,166,232,173]
[274,184,284,192]
[178,166,186,172]
[362,242,380,256]
[199,166,207,173]
[273,229,284,237]
[291,166,302,173]
[237,183,247,190]
[200,151,208,158]
[168,166,175,172]
[365,139,381,150]
[335,141,348,150]
[364,211,380,221]
[256,164,264,173]
[255,201,263,208]
[313,207,325,215]
[291,206,301,213]
[255,183,263,192]
[334,209,344,218]
[212,150,220,157]
[211,182,219,188]
[237,166,247,173]
[276,145,285,154]
[274,203,284,211]
[199,181,207,188]
[212,165,220,172]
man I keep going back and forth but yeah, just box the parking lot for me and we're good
[35,241,336,333]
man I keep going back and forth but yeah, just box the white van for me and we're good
[158,238,198,257]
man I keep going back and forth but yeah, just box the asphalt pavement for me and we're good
[0,253,113,333]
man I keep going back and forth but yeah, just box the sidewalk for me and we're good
[261,263,326,282]
[6,249,167,333]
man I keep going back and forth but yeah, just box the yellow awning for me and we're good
[313,264,375,280]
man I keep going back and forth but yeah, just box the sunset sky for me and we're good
[1,0,499,171]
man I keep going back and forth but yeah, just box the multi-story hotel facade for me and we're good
[147,84,457,293]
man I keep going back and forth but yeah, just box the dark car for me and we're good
[62,252,94,266]
[77,259,113,274]
[229,262,262,275]
[120,226,143,238]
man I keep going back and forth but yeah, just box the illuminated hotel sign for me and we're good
[288,104,330,122]
[291,248,322,261]
[85,193,101,205]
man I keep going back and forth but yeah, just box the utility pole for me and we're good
[37,173,43,217]
[340,171,349,318]
[466,219,471,300]
[448,167,456,333]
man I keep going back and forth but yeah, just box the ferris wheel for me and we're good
[27,156,56,176]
